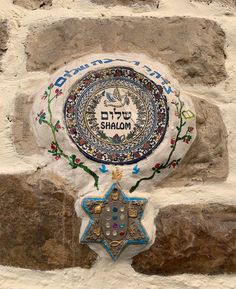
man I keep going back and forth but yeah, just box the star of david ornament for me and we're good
[80,183,149,260]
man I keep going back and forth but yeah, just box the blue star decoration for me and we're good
[80,183,149,261]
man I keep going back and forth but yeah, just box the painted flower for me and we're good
[55,155,60,160]
[111,134,125,144]
[96,152,103,159]
[79,138,86,145]
[172,162,177,168]
[154,163,160,169]
[51,143,56,151]
[70,127,77,134]
[48,83,54,90]
[188,126,194,133]
[75,158,81,164]
[133,151,140,158]
[56,123,62,130]
[55,88,63,96]
[37,110,46,124]
[67,107,75,114]
[111,154,117,160]
[143,142,150,150]
[41,91,48,100]
[171,138,175,145]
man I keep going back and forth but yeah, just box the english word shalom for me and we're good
[100,109,132,130]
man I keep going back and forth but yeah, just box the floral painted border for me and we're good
[35,84,99,190]
[35,84,194,193]
[129,92,194,193]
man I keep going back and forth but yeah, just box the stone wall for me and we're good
[0,0,236,288]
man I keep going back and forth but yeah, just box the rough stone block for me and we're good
[132,203,236,274]
[13,94,40,155]
[191,0,236,7]
[0,20,8,72]
[25,17,226,85]
[0,173,97,270]
[90,0,159,7]
[13,0,52,10]
[158,96,228,187]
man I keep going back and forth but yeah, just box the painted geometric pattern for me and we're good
[81,183,149,260]
[64,66,169,165]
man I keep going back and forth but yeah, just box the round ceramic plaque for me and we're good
[64,66,168,165]
[32,53,197,194]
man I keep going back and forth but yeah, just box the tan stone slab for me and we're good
[25,17,227,85]
[0,173,97,270]
[191,0,236,7]
[157,96,229,187]
[13,0,52,10]
[132,203,236,274]
[0,20,8,72]
[90,0,159,7]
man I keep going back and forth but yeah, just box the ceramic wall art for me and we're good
[32,53,196,260]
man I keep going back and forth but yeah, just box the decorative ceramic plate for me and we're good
[64,66,168,165]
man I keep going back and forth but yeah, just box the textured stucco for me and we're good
[0,0,235,287]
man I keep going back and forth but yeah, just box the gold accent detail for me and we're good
[110,240,123,247]
[129,226,136,236]
[182,110,195,120]
[94,205,102,214]
[129,208,138,218]
[111,189,120,201]
[112,168,123,181]
[93,227,101,236]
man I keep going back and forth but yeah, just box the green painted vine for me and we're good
[35,84,194,193]
[35,84,99,190]
[129,94,194,193]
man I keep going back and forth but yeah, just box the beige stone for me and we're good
[158,96,229,187]
[13,94,40,155]
[90,0,159,7]
[0,20,8,72]
[13,0,52,10]
[0,172,97,270]
[191,0,236,7]
[25,17,226,85]
[132,203,236,274]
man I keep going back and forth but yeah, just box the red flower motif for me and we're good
[171,138,175,145]
[48,83,54,89]
[67,107,75,113]
[56,123,62,130]
[75,158,81,164]
[111,154,117,160]
[154,163,160,169]
[38,110,44,116]
[185,140,189,144]
[55,88,62,96]
[55,155,60,160]
[172,162,177,168]
[133,151,140,158]
[188,126,194,133]
[96,152,102,159]
[51,143,56,151]
[79,138,86,145]
[143,142,150,149]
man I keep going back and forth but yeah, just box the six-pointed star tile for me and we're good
[80,183,149,260]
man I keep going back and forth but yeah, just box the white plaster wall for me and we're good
[0,0,236,288]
